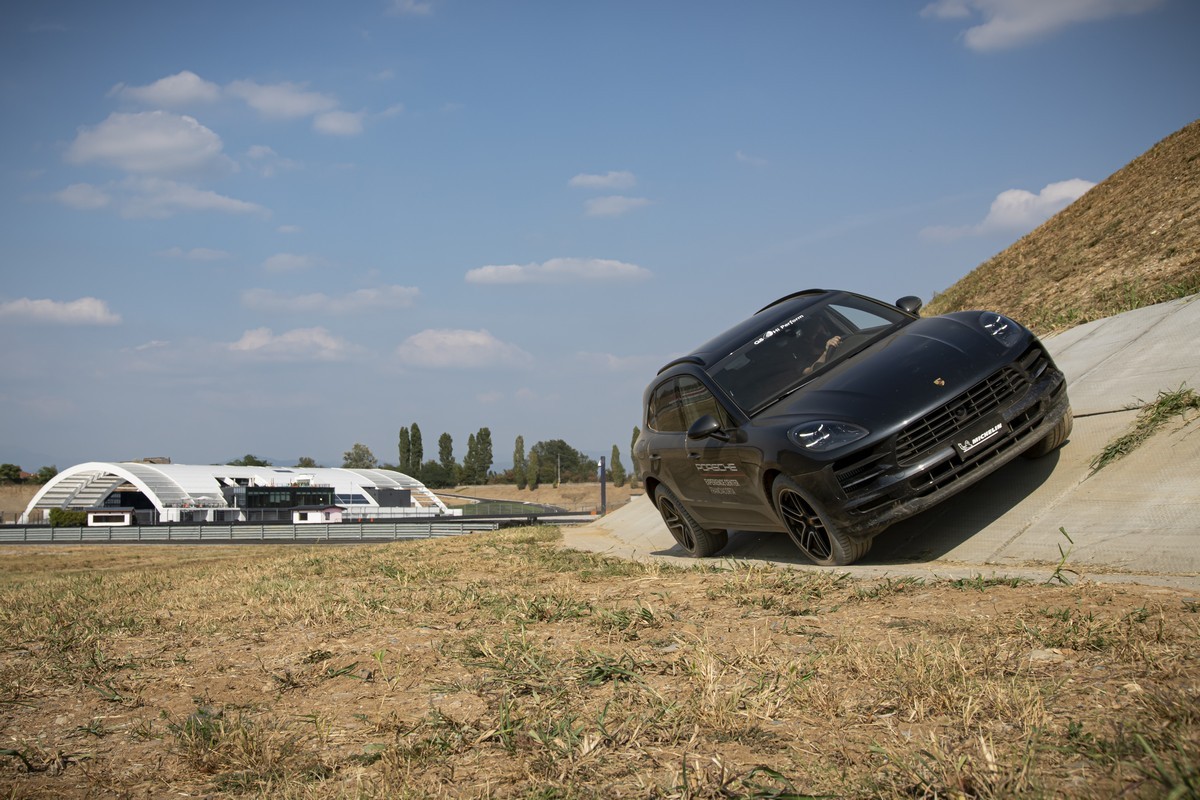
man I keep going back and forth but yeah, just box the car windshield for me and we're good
[707,295,908,414]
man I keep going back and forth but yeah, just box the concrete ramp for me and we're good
[565,295,1200,589]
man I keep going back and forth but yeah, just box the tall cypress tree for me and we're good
[409,423,423,477]
[475,427,493,482]
[610,444,627,487]
[438,432,455,473]
[630,426,641,485]
[463,433,478,484]
[513,435,527,489]
[398,427,411,473]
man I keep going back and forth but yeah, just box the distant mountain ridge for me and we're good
[925,119,1200,334]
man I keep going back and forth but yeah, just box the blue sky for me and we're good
[1,0,1197,473]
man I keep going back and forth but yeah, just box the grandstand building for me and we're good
[21,462,457,525]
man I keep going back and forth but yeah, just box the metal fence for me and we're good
[0,519,498,544]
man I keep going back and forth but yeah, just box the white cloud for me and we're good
[157,246,231,261]
[389,0,433,15]
[245,145,300,177]
[0,297,120,325]
[922,178,1095,239]
[228,327,357,361]
[241,285,420,314]
[574,352,665,372]
[568,170,636,190]
[110,70,221,106]
[227,80,338,119]
[55,183,111,210]
[120,177,268,219]
[65,111,231,174]
[56,178,265,219]
[262,253,318,272]
[465,257,652,285]
[584,195,651,217]
[736,150,768,167]
[277,224,302,234]
[396,329,532,369]
[921,0,1165,51]
[313,109,365,136]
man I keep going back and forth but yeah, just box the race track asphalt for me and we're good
[565,294,1200,590]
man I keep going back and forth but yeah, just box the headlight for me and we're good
[788,421,869,452]
[980,312,1021,348]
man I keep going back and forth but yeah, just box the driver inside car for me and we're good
[801,315,842,376]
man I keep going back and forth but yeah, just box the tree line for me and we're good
[0,464,57,485]
[223,425,645,491]
[4,424,648,494]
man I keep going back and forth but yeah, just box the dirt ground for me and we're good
[441,482,637,512]
[0,526,1196,798]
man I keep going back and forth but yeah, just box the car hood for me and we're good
[754,314,1024,427]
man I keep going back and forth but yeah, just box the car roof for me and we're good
[656,288,835,375]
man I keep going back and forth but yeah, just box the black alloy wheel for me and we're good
[654,485,728,557]
[773,475,870,566]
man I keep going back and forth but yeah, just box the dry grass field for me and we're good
[3,118,1198,798]
[1,525,1197,798]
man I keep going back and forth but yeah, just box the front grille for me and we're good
[895,367,1028,464]
[909,403,1043,496]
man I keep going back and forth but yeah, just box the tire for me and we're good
[772,475,870,566]
[654,485,728,557]
[1022,407,1073,459]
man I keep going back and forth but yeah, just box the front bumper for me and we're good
[795,348,1071,540]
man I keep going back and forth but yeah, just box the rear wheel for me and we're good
[1022,407,1073,459]
[654,485,728,557]
[773,475,870,566]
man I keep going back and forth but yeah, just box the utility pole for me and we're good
[598,456,607,516]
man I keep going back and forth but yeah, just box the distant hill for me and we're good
[925,119,1200,334]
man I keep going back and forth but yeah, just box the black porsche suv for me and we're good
[633,289,1072,566]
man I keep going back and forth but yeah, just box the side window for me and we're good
[829,303,895,333]
[648,379,686,432]
[676,376,725,429]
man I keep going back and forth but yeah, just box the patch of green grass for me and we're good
[1135,732,1200,799]
[853,576,925,601]
[1091,276,1200,320]
[1090,384,1200,473]
[949,574,1030,591]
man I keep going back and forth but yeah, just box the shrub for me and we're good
[49,508,88,528]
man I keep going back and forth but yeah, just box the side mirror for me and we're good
[686,415,729,441]
[896,295,923,315]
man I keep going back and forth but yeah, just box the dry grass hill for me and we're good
[925,119,1200,333]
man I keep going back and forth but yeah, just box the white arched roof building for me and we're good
[22,462,456,524]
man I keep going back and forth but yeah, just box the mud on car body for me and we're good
[633,289,1072,566]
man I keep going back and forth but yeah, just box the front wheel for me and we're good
[1022,407,1073,459]
[772,475,870,566]
[654,485,728,557]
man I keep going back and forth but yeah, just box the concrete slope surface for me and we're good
[565,294,1200,589]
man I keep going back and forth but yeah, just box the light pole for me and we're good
[598,456,606,516]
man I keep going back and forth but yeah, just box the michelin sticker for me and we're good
[955,421,1006,457]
